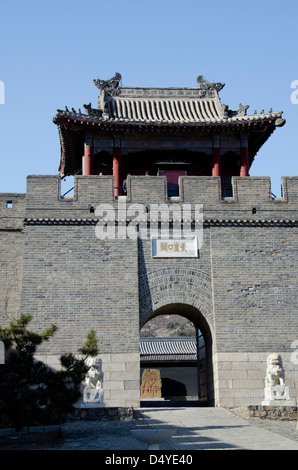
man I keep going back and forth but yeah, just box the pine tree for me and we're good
[0,314,98,430]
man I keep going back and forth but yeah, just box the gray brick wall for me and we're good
[4,174,298,355]
[1,174,297,407]
[20,225,139,355]
[0,194,25,325]
[210,224,298,352]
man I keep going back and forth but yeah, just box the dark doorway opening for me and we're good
[140,307,213,407]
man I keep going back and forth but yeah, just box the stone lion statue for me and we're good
[265,353,285,387]
[262,353,295,405]
[83,356,104,404]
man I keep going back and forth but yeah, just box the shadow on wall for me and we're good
[162,377,187,400]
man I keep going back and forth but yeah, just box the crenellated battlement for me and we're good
[1,175,298,223]
[19,174,298,220]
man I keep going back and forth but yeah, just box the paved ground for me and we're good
[2,406,298,451]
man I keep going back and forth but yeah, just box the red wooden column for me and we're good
[84,132,93,175]
[212,137,221,176]
[84,145,94,175]
[240,135,249,176]
[113,146,122,196]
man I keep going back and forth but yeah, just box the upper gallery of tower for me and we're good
[53,74,285,197]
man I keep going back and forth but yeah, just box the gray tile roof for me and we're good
[140,337,197,361]
[107,93,283,125]
[54,74,284,128]
[108,91,223,124]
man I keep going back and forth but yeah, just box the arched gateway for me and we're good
[139,267,213,328]
[139,267,215,405]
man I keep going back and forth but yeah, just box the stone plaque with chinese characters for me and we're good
[151,238,198,258]
[141,369,162,398]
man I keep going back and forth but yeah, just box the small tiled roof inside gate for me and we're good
[140,337,197,361]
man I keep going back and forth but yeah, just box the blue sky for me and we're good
[0,0,297,196]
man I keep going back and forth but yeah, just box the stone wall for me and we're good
[232,405,298,420]
[35,352,140,408]
[0,194,25,325]
[214,352,298,408]
[0,175,297,408]
[20,224,139,355]
[72,406,134,421]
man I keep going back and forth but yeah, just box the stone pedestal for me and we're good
[80,403,105,408]
[262,387,296,407]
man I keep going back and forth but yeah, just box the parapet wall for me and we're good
[1,175,298,229]
[0,193,26,230]
[22,175,298,220]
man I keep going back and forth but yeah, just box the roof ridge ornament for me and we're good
[196,75,225,94]
[93,72,122,93]
[93,72,122,113]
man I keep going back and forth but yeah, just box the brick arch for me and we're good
[139,267,213,329]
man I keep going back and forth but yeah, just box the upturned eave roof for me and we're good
[53,74,285,176]
[53,73,285,128]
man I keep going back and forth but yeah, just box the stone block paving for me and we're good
[1,407,298,450]
[137,407,298,450]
